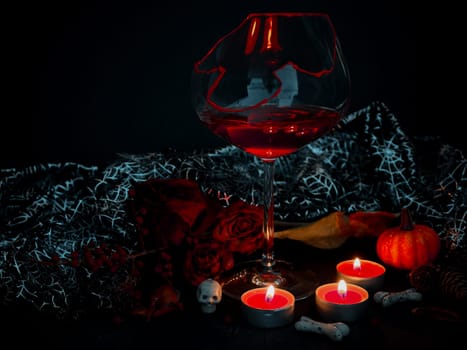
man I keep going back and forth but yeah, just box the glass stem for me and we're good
[261,159,276,271]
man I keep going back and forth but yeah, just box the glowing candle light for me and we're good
[241,286,295,328]
[353,257,361,271]
[336,258,386,293]
[265,284,275,302]
[315,280,369,322]
[338,279,347,298]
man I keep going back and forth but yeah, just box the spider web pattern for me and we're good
[1,101,465,317]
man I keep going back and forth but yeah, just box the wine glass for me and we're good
[191,12,351,301]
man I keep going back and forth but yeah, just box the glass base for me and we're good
[220,259,319,301]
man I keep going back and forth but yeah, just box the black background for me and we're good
[3,0,427,168]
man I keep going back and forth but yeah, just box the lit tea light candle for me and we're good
[336,257,385,293]
[315,280,369,322]
[241,285,295,328]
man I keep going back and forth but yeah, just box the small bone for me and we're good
[373,291,390,303]
[294,316,350,341]
[374,288,422,307]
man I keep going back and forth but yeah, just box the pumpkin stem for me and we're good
[400,208,414,231]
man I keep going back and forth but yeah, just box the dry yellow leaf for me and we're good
[275,211,352,249]
[274,210,398,249]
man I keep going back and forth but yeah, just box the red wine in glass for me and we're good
[199,106,340,159]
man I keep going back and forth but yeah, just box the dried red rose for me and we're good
[183,241,234,286]
[212,200,264,255]
[127,178,265,288]
[128,178,208,224]
[128,178,210,249]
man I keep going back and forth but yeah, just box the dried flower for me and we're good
[126,178,264,288]
[183,241,234,286]
[212,200,264,255]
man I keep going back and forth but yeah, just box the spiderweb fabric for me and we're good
[1,101,465,318]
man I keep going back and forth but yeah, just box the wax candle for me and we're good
[336,258,385,293]
[315,280,369,322]
[241,285,295,328]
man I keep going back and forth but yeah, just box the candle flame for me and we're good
[265,285,275,302]
[353,257,361,271]
[337,279,347,298]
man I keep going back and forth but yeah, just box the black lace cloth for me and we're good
[1,101,465,317]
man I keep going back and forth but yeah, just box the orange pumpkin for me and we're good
[376,208,441,270]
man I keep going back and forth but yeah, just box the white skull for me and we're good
[196,278,222,313]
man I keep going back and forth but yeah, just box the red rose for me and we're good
[212,200,264,255]
[183,241,234,286]
[127,178,210,248]
[129,178,208,226]
[126,179,264,289]
[186,195,223,244]
[144,209,189,248]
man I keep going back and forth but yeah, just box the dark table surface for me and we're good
[2,237,466,350]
